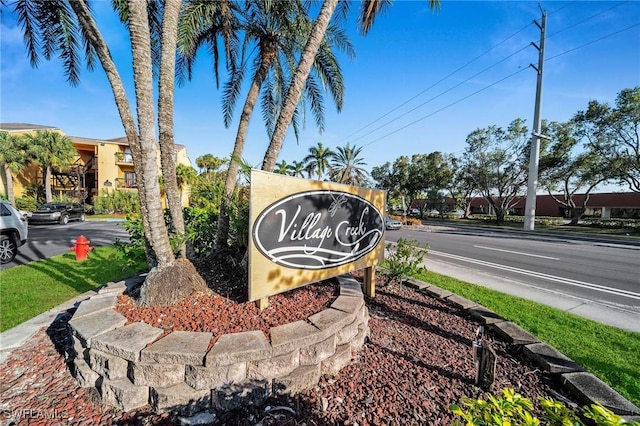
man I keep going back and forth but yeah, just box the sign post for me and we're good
[364,266,376,298]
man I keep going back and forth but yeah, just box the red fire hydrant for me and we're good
[70,235,93,261]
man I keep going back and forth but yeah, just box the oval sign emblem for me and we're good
[253,190,384,270]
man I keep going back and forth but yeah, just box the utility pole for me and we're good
[523,7,547,231]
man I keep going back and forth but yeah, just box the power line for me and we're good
[344,3,632,148]
[357,21,638,151]
[546,22,640,62]
[349,43,531,145]
[348,7,638,151]
[337,21,535,144]
[547,1,628,39]
[360,68,529,149]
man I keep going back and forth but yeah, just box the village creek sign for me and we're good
[248,170,386,302]
[253,191,384,270]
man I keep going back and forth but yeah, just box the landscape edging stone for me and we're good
[69,276,369,413]
[402,278,640,417]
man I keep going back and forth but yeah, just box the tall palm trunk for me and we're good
[69,0,157,267]
[158,0,186,258]
[128,0,175,267]
[216,43,278,250]
[4,165,15,206]
[45,165,53,202]
[262,0,338,172]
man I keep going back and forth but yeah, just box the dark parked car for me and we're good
[28,203,85,225]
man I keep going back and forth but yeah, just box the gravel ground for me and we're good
[0,271,561,425]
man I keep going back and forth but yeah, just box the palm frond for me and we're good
[303,75,325,133]
[12,0,41,66]
[222,64,246,128]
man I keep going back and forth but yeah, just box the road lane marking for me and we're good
[429,250,640,301]
[474,245,560,260]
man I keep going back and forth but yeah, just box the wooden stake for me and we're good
[364,266,376,298]
[256,297,269,310]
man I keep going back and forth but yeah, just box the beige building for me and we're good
[1,123,193,207]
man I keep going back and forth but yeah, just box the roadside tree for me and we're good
[444,155,476,218]
[573,87,640,193]
[463,119,529,223]
[539,121,614,224]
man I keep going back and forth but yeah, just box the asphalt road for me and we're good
[1,220,129,270]
[384,224,640,330]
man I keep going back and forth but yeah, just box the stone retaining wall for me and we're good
[68,276,369,414]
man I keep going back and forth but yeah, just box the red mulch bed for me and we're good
[114,281,337,349]
[0,266,562,425]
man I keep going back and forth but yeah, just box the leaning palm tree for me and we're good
[262,0,440,172]
[25,130,77,203]
[303,141,335,181]
[0,132,30,206]
[178,0,353,250]
[329,143,369,186]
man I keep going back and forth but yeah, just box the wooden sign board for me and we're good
[249,170,386,301]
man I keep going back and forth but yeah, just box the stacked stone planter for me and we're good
[68,276,369,414]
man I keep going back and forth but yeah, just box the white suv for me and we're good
[0,200,29,264]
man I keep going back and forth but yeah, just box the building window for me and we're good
[123,148,133,163]
[124,171,137,188]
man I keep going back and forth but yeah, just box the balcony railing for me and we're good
[115,178,137,189]
[115,152,134,164]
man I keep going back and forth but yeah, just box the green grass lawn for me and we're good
[415,270,640,407]
[0,246,147,332]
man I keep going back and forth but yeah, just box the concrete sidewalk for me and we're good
[422,256,640,333]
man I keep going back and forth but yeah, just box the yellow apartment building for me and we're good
[0,123,193,207]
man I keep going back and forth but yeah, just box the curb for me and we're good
[401,277,640,418]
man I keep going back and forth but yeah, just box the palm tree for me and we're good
[329,143,369,186]
[288,160,306,177]
[12,0,208,305]
[262,0,440,172]
[303,141,334,181]
[177,0,352,250]
[176,163,198,205]
[25,130,76,203]
[0,132,30,206]
[195,154,227,177]
[274,160,290,175]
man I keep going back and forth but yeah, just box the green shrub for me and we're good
[450,388,640,426]
[93,189,140,214]
[113,214,147,268]
[381,238,428,284]
[183,207,218,256]
[15,196,37,212]
[228,194,250,250]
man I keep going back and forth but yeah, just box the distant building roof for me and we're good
[0,122,60,132]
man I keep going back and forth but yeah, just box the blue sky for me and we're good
[2,1,639,186]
